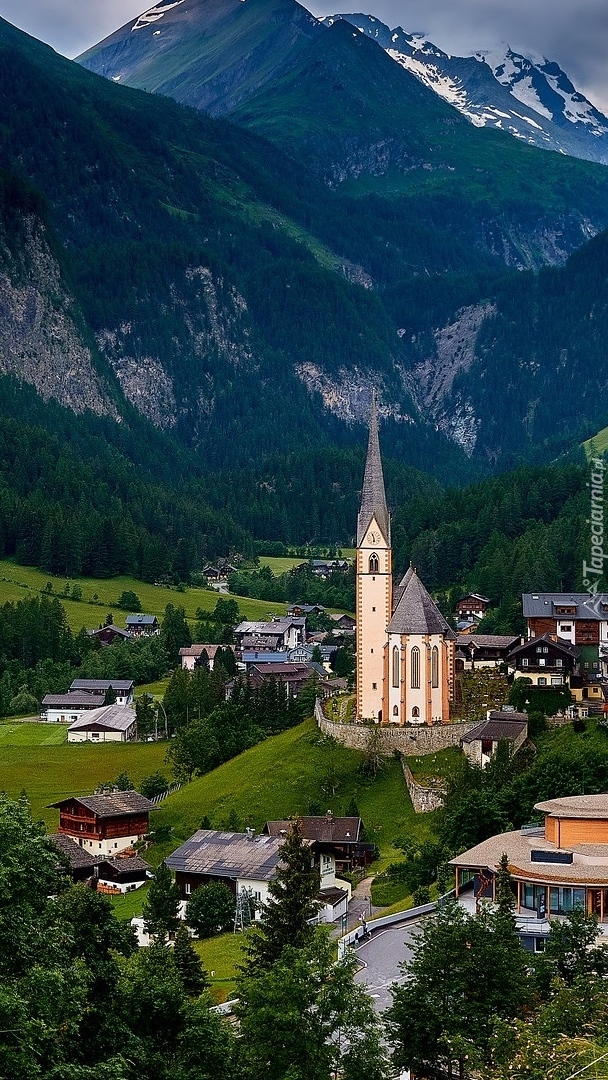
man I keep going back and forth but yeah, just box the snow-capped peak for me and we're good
[322,14,608,165]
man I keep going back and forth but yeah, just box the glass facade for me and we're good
[522,883,585,913]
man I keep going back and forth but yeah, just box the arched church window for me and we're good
[412,706,420,719]
[392,646,400,687]
[393,705,399,717]
[411,646,420,689]
[431,646,439,688]
[368,553,379,574]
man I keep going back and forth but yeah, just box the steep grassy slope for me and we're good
[153,718,433,868]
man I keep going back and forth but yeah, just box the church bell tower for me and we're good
[355,394,392,722]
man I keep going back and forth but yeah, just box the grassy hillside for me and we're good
[0,558,288,632]
[0,722,167,827]
[154,718,433,868]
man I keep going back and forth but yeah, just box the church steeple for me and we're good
[357,392,390,546]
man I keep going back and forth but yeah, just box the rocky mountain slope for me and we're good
[324,14,608,166]
[2,11,608,482]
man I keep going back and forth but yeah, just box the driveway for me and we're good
[354,920,421,1012]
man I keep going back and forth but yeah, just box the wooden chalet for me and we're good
[49,791,155,857]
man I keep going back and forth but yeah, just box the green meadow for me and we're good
[0,722,167,827]
[0,557,288,633]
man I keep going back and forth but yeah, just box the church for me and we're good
[355,397,456,725]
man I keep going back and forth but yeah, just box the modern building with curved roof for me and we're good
[450,793,608,928]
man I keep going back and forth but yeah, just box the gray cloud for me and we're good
[2,0,608,111]
[0,1,145,56]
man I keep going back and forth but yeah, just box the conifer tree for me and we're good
[242,820,320,971]
[143,862,181,942]
[173,922,209,996]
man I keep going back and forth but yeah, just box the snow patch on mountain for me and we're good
[132,0,185,32]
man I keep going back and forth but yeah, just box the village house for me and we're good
[50,834,150,893]
[167,823,356,925]
[86,624,132,646]
[125,614,160,637]
[96,855,150,895]
[329,613,356,633]
[507,633,580,688]
[50,790,155,856]
[461,711,528,768]
[50,833,101,883]
[179,644,236,671]
[309,559,349,578]
[455,634,521,671]
[247,661,321,698]
[451,794,608,948]
[287,603,325,617]
[67,704,137,743]
[41,690,105,724]
[522,592,608,679]
[234,617,306,654]
[167,829,284,910]
[70,679,134,705]
[453,596,492,622]
[264,813,374,876]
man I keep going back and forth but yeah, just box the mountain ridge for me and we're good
[324,13,608,166]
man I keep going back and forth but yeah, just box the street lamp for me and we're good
[156,699,168,739]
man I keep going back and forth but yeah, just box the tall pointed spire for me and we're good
[357,390,390,546]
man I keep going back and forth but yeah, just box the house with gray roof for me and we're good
[167,829,285,910]
[70,679,134,705]
[41,690,105,724]
[67,704,137,743]
[450,793,608,948]
[461,713,528,768]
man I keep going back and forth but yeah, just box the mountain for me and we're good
[0,14,485,483]
[3,8,608,491]
[76,0,608,278]
[322,15,608,166]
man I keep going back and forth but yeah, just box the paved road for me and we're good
[354,921,421,1012]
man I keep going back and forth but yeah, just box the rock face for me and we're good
[94,264,254,433]
[406,304,493,455]
[0,217,114,416]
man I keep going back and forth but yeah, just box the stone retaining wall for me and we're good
[401,760,445,813]
[315,701,477,755]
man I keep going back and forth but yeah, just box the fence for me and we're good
[149,782,182,805]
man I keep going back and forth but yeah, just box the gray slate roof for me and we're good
[49,790,155,817]
[535,795,608,819]
[387,567,456,638]
[449,827,608,883]
[462,718,528,744]
[166,830,284,881]
[67,704,137,732]
[98,855,150,874]
[125,614,158,625]
[70,679,134,692]
[265,816,361,843]
[50,833,101,870]
[42,691,104,707]
[357,392,390,546]
[522,593,608,620]
[508,633,580,659]
[456,634,521,648]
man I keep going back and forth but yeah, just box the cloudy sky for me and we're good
[2,0,608,110]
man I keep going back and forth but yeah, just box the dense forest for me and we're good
[0,366,597,628]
